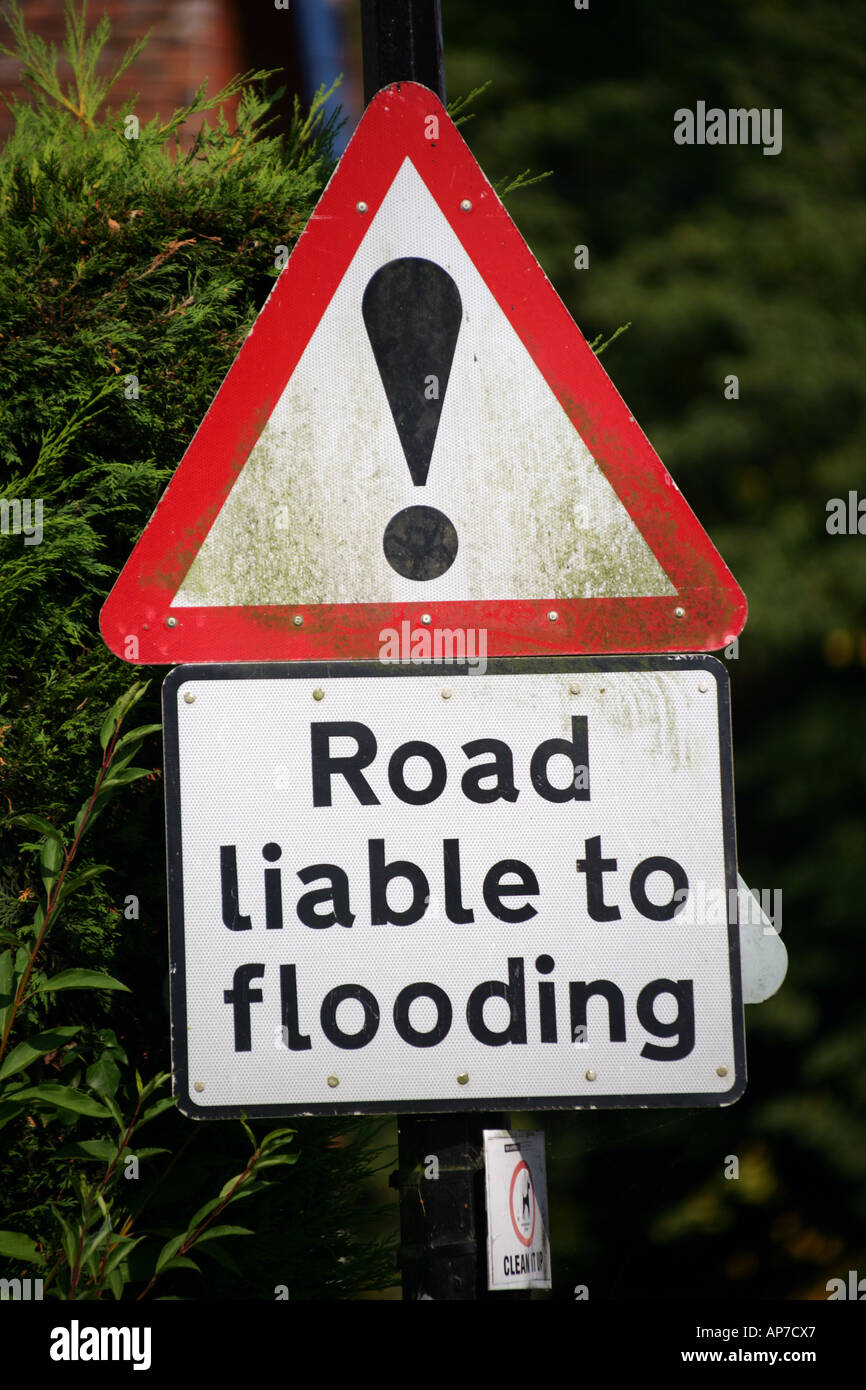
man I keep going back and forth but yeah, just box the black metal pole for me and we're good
[360,0,445,105]
[359,0,527,1302]
[392,1111,531,1300]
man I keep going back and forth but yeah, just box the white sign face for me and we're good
[172,160,672,610]
[162,657,744,1117]
[484,1130,551,1291]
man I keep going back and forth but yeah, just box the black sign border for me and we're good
[162,655,745,1118]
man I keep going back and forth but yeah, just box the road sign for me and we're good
[102,82,746,666]
[162,656,745,1118]
[483,1130,551,1291]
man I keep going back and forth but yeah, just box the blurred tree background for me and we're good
[439,0,866,1298]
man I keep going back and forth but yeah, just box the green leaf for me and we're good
[259,1126,296,1150]
[85,1054,121,1098]
[99,706,121,750]
[0,1230,45,1265]
[252,1154,298,1171]
[218,1172,249,1201]
[50,1139,118,1161]
[108,747,140,776]
[98,685,149,751]
[186,1196,221,1231]
[113,724,161,756]
[7,813,64,845]
[136,1071,170,1106]
[156,1255,201,1275]
[120,682,150,716]
[53,1210,79,1272]
[72,789,133,843]
[39,833,63,894]
[138,1096,177,1127]
[192,1224,253,1244]
[0,1025,81,1081]
[155,1232,186,1274]
[12,1083,109,1117]
[0,1101,25,1132]
[99,766,152,789]
[103,1236,145,1278]
[96,1029,128,1065]
[102,1092,125,1131]
[54,863,112,907]
[34,969,129,994]
[0,948,18,1034]
[73,785,126,839]
[73,799,96,838]
[71,1173,91,1205]
[107,1268,124,1299]
[81,1216,111,1267]
[216,1180,269,1204]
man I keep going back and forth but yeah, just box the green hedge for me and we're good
[0,3,394,1300]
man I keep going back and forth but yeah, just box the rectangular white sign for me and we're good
[162,657,745,1117]
[484,1130,551,1291]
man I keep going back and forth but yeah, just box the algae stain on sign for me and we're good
[598,673,697,772]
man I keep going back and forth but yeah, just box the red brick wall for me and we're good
[0,0,248,148]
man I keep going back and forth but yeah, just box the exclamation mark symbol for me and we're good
[362,257,462,580]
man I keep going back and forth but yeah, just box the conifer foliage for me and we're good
[0,3,394,1299]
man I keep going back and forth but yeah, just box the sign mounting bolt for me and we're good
[193,1081,205,1092]
[460,199,472,211]
[548,610,559,622]
[327,1075,339,1088]
[292,615,303,627]
[165,616,178,628]
[441,687,453,700]
[420,613,432,625]
[312,688,325,701]
[698,681,709,693]
[716,1065,728,1077]
[585,1069,597,1082]
[356,201,368,213]
[457,1072,469,1085]
[183,692,196,704]
[569,683,580,694]
[674,606,686,619]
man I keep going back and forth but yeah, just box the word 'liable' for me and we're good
[219,836,690,930]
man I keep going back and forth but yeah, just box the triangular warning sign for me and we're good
[101,82,746,664]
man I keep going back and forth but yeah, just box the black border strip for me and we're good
[161,655,746,1119]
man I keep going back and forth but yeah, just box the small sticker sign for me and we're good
[484,1130,551,1291]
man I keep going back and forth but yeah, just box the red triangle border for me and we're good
[100,82,747,663]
